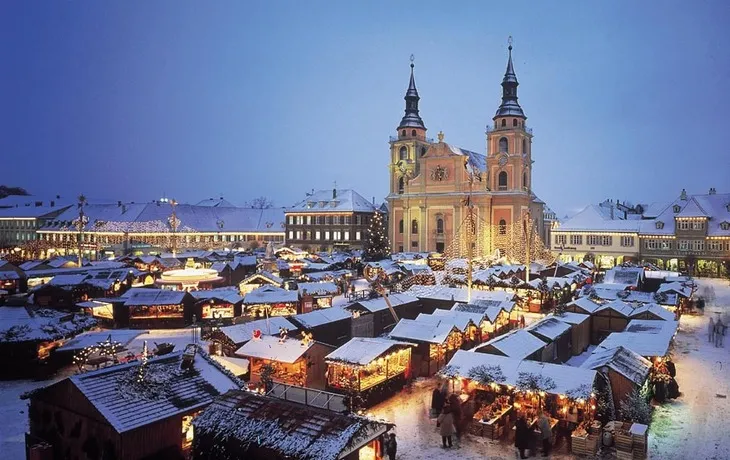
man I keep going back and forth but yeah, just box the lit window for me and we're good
[498,171,508,190]
[499,219,507,235]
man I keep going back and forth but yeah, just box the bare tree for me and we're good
[245,196,274,209]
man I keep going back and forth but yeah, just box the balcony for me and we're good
[486,124,533,135]
[389,135,435,143]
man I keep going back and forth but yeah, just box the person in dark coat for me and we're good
[447,393,463,439]
[385,433,397,460]
[514,415,530,459]
[667,377,680,399]
[431,386,445,418]
[665,358,676,378]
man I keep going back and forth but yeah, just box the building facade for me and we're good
[552,189,730,276]
[0,205,71,250]
[386,45,546,254]
[285,189,379,251]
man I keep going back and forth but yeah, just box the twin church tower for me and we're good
[386,42,546,254]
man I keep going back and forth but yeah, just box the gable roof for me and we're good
[235,335,330,363]
[346,293,418,313]
[286,189,377,213]
[325,337,413,366]
[475,329,546,360]
[290,307,351,329]
[595,299,636,317]
[527,317,572,341]
[581,346,651,385]
[123,289,190,306]
[389,318,459,344]
[218,317,298,345]
[567,296,604,314]
[676,197,709,218]
[243,285,299,304]
[406,285,513,303]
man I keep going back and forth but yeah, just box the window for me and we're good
[587,235,601,246]
[411,219,418,234]
[411,241,418,248]
[315,231,320,240]
[498,171,508,190]
[421,146,427,157]
[661,241,672,250]
[522,138,527,153]
[401,129,406,137]
[655,221,664,229]
[399,245,404,252]
[679,240,689,250]
[692,221,705,230]
[436,218,444,234]
[306,215,311,225]
[692,240,705,251]
[355,231,361,240]
[399,146,408,160]
[334,231,341,240]
[325,231,330,240]
[678,221,690,230]
[499,219,507,235]
[556,234,567,245]
[570,235,582,245]
[522,171,528,190]
[513,119,517,127]
[673,205,681,213]
[296,216,303,225]
[411,129,417,136]
[721,222,730,231]
[499,137,509,153]
[501,119,506,127]
[305,231,312,240]
[620,236,634,247]
[709,240,722,251]
[644,239,656,250]
[288,216,294,225]
[602,236,612,246]
[344,216,351,224]
[326,216,333,225]
[344,231,350,240]
[398,177,405,194]
[399,219,403,234]
[296,231,303,240]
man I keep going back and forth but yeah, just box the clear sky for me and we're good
[1,1,729,217]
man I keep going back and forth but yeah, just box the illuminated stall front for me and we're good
[325,337,412,406]
[389,318,463,377]
[122,289,195,328]
[296,281,339,311]
[189,288,244,320]
[243,285,300,318]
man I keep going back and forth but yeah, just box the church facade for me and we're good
[386,44,546,254]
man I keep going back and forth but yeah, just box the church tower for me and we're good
[486,40,533,197]
[389,57,431,196]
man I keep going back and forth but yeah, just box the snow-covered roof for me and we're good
[452,299,515,321]
[389,318,459,344]
[590,288,679,306]
[325,337,413,365]
[56,330,145,352]
[552,312,590,325]
[189,288,244,305]
[595,299,636,317]
[0,307,97,343]
[630,303,675,321]
[432,308,486,328]
[406,285,514,303]
[0,204,71,218]
[59,350,240,433]
[47,274,90,287]
[557,205,641,233]
[657,282,693,298]
[210,355,250,375]
[286,189,378,213]
[290,307,351,329]
[527,277,573,290]
[474,329,546,360]
[567,297,605,314]
[297,282,339,296]
[597,320,678,357]
[604,267,644,287]
[218,317,298,345]
[581,346,651,385]
[123,289,190,306]
[346,293,419,313]
[527,317,572,341]
[193,390,390,460]
[235,335,325,363]
[447,350,597,396]
[196,197,235,208]
[447,144,487,172]
[243,285,299,304]
[240,271,283,287]
[416,311,475,332]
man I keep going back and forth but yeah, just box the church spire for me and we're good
[494,37,526,120]
[398,55,426,131]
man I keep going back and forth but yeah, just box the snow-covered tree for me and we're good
[619,389,652,424]
[594,373,615,423]
[245,196,274,209]
[259,363,275,393]
[364,211,390,261]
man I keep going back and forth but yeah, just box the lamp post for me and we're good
[168,199,179,258]
[75,195,88,266]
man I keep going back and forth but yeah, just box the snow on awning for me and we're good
[210,355,250,376]
[325,337,413,366]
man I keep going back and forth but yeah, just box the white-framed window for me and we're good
[570,235,582,245]
[620,236,634,247]
[288,216,294,225]
[344,216,351,224]
[315,231,321,240]
[306,215,311,225]
[355,231,361,240]
[661,241,672,250]
[587,235,601,246]
[691,240,705,251]
[692,221,705,230]
[344,231,350,240]
[325,231,330,240]
[296,231,303,240]
[305,231,311,240]
[333,231,341,240]
[296,216,303,225]
[679,240,689,250]
[555,235,567,245]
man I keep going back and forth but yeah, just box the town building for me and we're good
[285,188,380,252]
[386,45,547,254]
[551,189,730,276]
[0,204,71,251]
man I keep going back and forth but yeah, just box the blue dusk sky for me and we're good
[1,1,729,217]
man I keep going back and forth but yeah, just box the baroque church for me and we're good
[386,43,547,254]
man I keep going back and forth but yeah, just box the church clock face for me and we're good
[498,154,508,167]
[431,165,448,181]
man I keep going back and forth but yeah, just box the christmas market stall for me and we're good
[526,317,573,363]
[121,289,197,328]
[243,285,300,318]
[325,337,413,406]
[289,307,352,347]
[76,300,116,325]
[31,274,106,309]
[389,318,462,377]
[581,346,651,415]
[589,286,679,310]
[406,285,514,314]
[565,296,605,316]
[596,319,678,361]
[235,333,335,390]
[444,350,598,445]
[415,311,480,348]
[192,389,393,460]
[297,281,340,311]
[451,299,514,341]
[629,302,676,321]
[0,260,27,294]
[189,288,244,320]
[344,293,420,338]
[554,312,591,356]
[474,328,547,362]
[210,255,257,285]
[209,316,299,356]
[603,266,645,290]
[590,299,635,344]
[238,271,283,295]
[24,349,241,460]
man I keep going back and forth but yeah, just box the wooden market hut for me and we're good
[288,307,352,347]
[580,346,651,412]
[451,299,513,341]
[31,274,105,309]
[415,311,480,348]
[296,281,340,311]
[405,285,514,314]
[474,328,547,362]
[210,317,299,356]
[591,299,636,344]
[0,260,27,294]
[118,289,197,328]
[211,255,257,286]
[345,293,420,338]
[25,349,241,460]
[325,337,413,406]
[238,271,283,295]
[189,288,244,320]
[243,285,300,318]
[596,320,678,361]
[389,318,462,377]
[192,390,393,460]
[235,334,335,390]
[565,297,604,316]
[526,317,573,363]
[629,303,676,321]
[554,312,591,356]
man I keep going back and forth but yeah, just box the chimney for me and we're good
[333,188,337,199]
[680,189,687,200]
[50,200,55,207]
[117,201,122,207]
[372,196,375,205]
[709,187,716,195]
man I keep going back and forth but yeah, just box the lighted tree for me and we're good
[364,212,390,261]
[260,363,275,393]
[516,371,556,411]
[467,364,505,387]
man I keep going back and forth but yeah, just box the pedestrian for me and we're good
[537,410,552,457]
[448,393,463,439]
[709,317,715,344]
[716,319,725,347]
[437,405,455,448]
[385,432,397,460]
[515,415,530,459]
[431,385,445,418]
[665,357,676,378]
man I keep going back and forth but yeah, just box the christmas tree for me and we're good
[364,211,390,261]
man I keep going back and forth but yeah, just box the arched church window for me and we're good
[498,171,508,190]
[401,129,406,137]
[399,146,408,161]
[436,218,444,234]
[399,219,404,234]
[523,171,528,190]
[411,219,418,234]
[398,177,405,194]
[499,137,509,153]
[411,129,417,137]
[501,119,506,127]
[522,138,527,153]
[421,146,427,157]
[513,119,517,127]
[499,219,507,235]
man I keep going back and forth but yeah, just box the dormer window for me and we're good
[655,221,664,229]
[726,203,730,212]
[318,201,326,208]
[673,205,681,213]
[306,201,313,209]
[330,200,339,208]
[721,221,730,231]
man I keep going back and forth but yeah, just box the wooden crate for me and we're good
[617,450,634,460]
[469,423,483,437]
[571,434,599,456]
[615,430,634,452]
